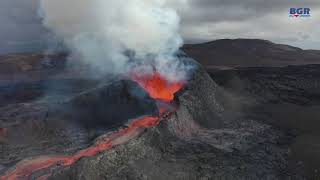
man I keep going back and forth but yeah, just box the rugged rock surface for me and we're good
[48,62,301,180]
[211,65,320,179]
[211,64,320,105]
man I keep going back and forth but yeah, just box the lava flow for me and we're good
[0,72,185,180]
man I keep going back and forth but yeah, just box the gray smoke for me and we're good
[39,0,189,82]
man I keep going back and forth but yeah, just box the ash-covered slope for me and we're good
[68,80,159,128]
[211,65,320,178]
[49,61,300,180]
[183,39,320,69]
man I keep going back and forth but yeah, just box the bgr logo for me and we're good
[289,8,311,17]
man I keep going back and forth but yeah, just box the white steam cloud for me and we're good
[39,0,189,81]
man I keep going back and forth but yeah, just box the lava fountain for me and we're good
[0,71,185,180]
[132,71,185,102]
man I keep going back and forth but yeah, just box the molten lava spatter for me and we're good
[0,74,184,180]
[132,71,185,102]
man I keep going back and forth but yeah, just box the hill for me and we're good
[183,39,320,69]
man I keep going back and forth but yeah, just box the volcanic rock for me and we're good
[66,80,158,128]
[211,64,320,178]
[48,60,300,180]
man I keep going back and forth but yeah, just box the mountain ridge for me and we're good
[183,39,320,69]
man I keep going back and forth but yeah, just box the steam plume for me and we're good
[39,0,189,81]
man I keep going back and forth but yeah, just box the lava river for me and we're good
[0,72,185,180]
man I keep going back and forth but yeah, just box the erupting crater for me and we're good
[0,71,185,180]
[132,71,185,102]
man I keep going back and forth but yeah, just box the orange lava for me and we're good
[132,71,184,102]
[1,73,185,180]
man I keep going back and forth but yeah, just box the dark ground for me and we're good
[209,64,320,179]
[1,39,320,179]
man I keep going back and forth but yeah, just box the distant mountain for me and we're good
[183,39,320,69]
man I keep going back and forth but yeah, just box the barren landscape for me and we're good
[0,39,320,179]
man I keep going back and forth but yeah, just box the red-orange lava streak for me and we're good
[0,116,160,180]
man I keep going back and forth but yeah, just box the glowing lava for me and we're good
[132,71,185,102]
[0,73,185,180]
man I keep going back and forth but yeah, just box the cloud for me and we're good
[39,0,190,82]
[0,0,319,53]
[177,0,320,49]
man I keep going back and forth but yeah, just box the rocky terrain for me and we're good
[0,39,320,179]
[211,64,320,179]
[47,62,302,180]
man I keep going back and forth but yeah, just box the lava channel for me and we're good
[0,73,185,180]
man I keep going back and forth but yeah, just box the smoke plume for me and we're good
[39,0,189,81]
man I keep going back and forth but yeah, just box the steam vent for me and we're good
[0,56,299,180]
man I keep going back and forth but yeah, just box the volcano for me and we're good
[45,60,300,180]
[0,53,310,180]
[0,63,186,179]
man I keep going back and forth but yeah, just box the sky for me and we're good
[0,0,319,53]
